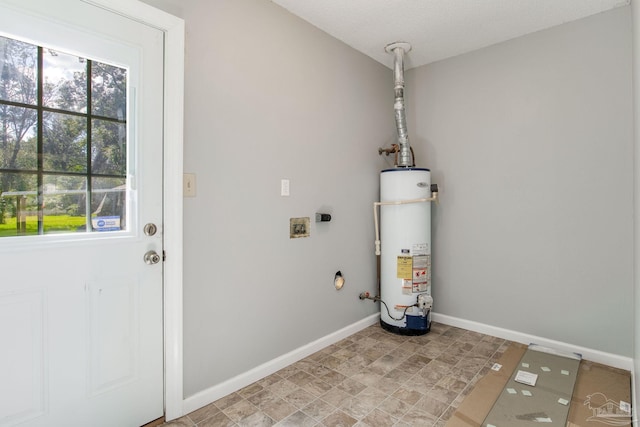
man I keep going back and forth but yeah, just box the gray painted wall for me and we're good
[143,0,635,400]
[142,0,392,397]
[407,6,634,356]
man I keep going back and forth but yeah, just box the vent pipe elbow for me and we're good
[385,42,413,167]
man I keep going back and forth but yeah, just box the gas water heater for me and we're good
[379,168,433,334]
[368,42,437,335]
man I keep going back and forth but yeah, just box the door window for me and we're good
[0,35,128,236]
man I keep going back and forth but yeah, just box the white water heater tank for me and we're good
[380,167,432,335]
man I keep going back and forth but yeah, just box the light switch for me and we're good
[184,173,196,197]
[281,179,290,196]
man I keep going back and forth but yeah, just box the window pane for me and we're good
[0,105,37,170]
[43,174,87,234]
[43,49,87,113]
[92,119,125,175]
[43,112,87,173]
[0,36,38,105]
[0,36,129,238]
[91,177,126,232]
[92,62,126,120]
[0,172,37,237]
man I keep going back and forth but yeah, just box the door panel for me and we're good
[0,291,45,425]
[0,1,164,426]
[87,278,139,396]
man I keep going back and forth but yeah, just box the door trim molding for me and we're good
[82,0,185,420]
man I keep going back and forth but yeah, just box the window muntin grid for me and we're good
[0,35,127,236]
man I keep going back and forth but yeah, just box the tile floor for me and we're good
[163,322,511,427]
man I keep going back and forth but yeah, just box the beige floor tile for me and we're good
[307,364,335,378]
[371,376,402,395]
[321,409,358,427]
[238,382,264,398]
[302,398,337,421]
[426,385,458,406]
[261,397,297,422]
[337,378,367,396]
[377,396,413,419]
[414,395,450,419]
[277,364,301,378]
[247,388,280,409]
[301,378,333,396]
[319,370,348,387]
[294,359,318,373]
[269,379,300,397]
[214,392,244,411]
[338,396,377,420]
[196,411,236,427]
[164,323,528,427]
[259,373,285,387]
[391,387,423,406]
[360,408,397,427]
[223,398,260,423]
[400,406,438,427]
[236,410,275,427]
[319,388,351,408]
[288,370,315,386]
[187,402,220,424]
[350,371,383,387]
[276,410,319,427]
[283,387,317,409]
[384,367,415,383]
[161,416,194,427]
[355,386,388,407]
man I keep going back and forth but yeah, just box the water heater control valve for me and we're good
[417,294,433,317]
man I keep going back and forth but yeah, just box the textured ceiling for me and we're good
[271,0,630,69]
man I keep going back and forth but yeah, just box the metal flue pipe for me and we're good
[385,42,413,167]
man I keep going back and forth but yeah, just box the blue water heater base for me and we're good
[380,314,430,336]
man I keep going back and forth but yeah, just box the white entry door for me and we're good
[0,1,164,426]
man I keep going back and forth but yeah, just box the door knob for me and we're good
[144,250,161,265]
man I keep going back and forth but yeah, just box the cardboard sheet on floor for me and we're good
[568,360,632,427]
[445,343,527,427]
[445,343,632,427]
[482,344,581,427]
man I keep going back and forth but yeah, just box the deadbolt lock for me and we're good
[144,223,158,236]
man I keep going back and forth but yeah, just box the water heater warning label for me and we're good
[412,243,429,256]
[412,255,430,292]
[402,279,413,295]
[413,270,428,292]
[413,269,427,283]
[397,256,412,278]
[398,254,431,291]
[413,255,429,269]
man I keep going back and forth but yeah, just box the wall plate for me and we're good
[290,217,310,238]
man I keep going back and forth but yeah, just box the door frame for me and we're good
[82,0,185,420]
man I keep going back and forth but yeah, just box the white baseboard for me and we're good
[182,313,380,416]
[432,312,633,371]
